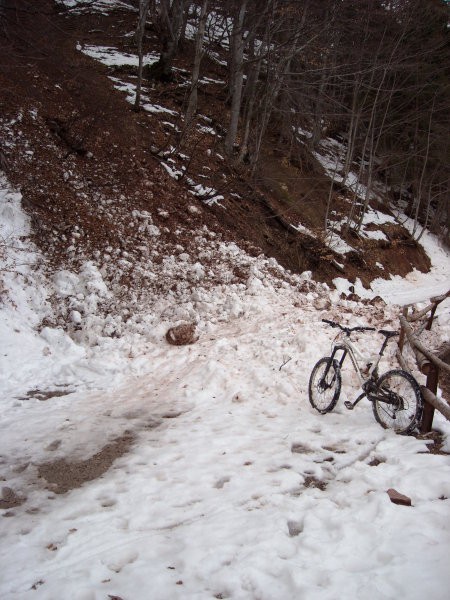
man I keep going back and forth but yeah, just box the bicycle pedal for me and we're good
[344,401,354,411]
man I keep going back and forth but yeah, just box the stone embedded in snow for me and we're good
[0,486,25,509]
[313,297,332,310]
[387,488,412,506]
[189,262,205,281]
[165,323,198,346]
[147,224,160,237]
[369,295,386,306]
[71,310,82,326]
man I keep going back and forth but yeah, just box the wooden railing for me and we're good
[397,290,450,433]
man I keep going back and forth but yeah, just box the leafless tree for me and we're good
[149,0,188,81]
[185,0,209,126]
[134,0,151,111]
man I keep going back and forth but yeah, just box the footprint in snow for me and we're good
[214,476,230,489]
[104,550,139,573]
[287,519,303,537]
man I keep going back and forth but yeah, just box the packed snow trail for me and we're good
[2,298,450,600]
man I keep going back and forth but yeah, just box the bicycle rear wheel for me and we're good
[372,369,423,434]
[308,357,341,414]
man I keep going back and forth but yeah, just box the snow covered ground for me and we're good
[333,220,450,306]
[57,0,136,15]
[1,172,450,600]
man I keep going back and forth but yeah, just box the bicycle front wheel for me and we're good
[308,357,342,414]
[372,369,423,434]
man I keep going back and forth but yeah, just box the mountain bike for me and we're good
[308,319,423,434]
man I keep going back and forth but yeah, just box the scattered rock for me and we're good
[322,445,346,454]
[18,388,73,401]
[387,488,411,506]
[0,486,25,509]
[313,297,331,310]
[346,292,361,302]
[304,476,327,490]
[165,323,198,346]
[46,543,58,552]
[233,266,248,281]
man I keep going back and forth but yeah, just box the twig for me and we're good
[279,357,292,371]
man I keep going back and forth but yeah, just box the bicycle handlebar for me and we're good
[322,319,376,335]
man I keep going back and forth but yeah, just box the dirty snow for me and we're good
[1,172,450,600]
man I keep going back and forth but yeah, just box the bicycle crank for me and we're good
[344,392,366,411]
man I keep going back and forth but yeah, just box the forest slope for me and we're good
[1,0,445,295]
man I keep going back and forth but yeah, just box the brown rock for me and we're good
[166,323,198,346]
[347,293,361,302]
[0,486,25,509]
[387,488,412,506]
[313,297,332,310]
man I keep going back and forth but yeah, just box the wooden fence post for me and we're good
[398,306,408,353]
[420,364,439,434]
[426,304,438,331]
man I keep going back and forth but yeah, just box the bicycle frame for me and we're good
[311,320,417,427]
[329,335,381,388]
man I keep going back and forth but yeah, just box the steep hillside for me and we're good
[0,0,436,300]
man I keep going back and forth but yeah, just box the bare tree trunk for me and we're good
[180,0,192,45]
[225,0,247,155]
[238,37,263,162]
[251,49,296,171]
[150,0,186,81]
[185,0,208,126]
[134,0,150,111]
[412,94,435,238]
[310,55,329,149]
[343,86,362,180]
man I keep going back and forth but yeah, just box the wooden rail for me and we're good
[399,316,450,375]
[421,387,450,422]
[398,290,450,433]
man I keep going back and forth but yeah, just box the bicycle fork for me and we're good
[319,346,347,391]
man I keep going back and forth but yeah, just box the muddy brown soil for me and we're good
[0,0,433,289]
[38,432,134,494]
